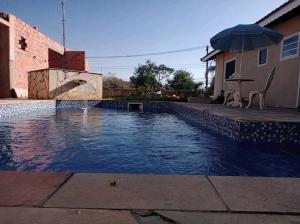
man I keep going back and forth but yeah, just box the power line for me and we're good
[91,63,206,68]
[86,45,207,59]
[91,65,206,69]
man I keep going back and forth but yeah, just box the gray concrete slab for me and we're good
[0,171,71,206]
[157,211,300,224]
[133,215,169,224]
[209,176,300,213]
[0,207,137,224]
[45,174,226,211]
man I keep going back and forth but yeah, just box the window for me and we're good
[281,34,299,60]
[19,36,27,51]
[258,48,268,65]
[224,59,236,80]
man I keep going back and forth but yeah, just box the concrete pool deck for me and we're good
[1,172,300,223]
[177,103,300,123]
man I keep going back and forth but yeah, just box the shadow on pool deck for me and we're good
[1,171,300,223]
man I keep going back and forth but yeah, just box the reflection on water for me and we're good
[0,108,300,177]
[1,111,64,171]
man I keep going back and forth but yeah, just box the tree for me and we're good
[206,65,216,95]
[103,74,132,89]
[168,70,199,91]
[130,60,174,92]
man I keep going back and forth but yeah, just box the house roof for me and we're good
[201,0,300,62]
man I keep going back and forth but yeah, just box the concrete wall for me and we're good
[0,22,10,98]
[213,14,300,108]
[28,69,102,100]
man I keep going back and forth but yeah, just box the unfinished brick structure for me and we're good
[0,13,90,98]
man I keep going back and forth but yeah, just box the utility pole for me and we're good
[205,45,209,91]
[61,0,66,53]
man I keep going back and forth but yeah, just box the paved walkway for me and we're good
[1,172,300,223]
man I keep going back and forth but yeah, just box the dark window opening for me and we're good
[224,60,235,80]
[258,48,268,65]
[128,103,143,112]
[19,37,27,51]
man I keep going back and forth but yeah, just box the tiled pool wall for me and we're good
[170,103,241,141]
[239,121,300,144]
[98,100,173,113]
[0,100,56,118]
[171,103,300,144]
[98,100,300,144]
[56,100,101,109]
[0,100,299,144]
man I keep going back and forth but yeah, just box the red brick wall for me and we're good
[48,50,87,71]
[64,51,86,71]
[11,15,88,97]
[12,15,64,94]
[48,48,64,69]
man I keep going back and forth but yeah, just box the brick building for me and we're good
[0,13,89,98]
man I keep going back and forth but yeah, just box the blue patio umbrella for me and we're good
[211,24,283,52]
[210,24,283,75]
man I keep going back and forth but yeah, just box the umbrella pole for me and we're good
[238,35,245,102]
[239,35,244,77]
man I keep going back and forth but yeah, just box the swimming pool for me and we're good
[0,107,299,177]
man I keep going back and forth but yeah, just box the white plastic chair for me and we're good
[247,67,276,110]
[223,73,239,105]
[223,90,234,105]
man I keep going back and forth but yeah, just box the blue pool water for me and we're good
[0,108,300,177]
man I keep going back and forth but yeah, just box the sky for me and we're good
[1,0,286,83]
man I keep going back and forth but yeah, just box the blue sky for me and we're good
[1,0,286,82]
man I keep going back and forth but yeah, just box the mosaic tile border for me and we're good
[98,100,300,144]
[239,121,300,144]
[0,101,56,118]
[170,103,241,141]
[0,99,299,144]
[98,100,173,113]
[56,100,101,109]
[171,103,300,145]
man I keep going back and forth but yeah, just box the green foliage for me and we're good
[168,70,201,91]
[103,74,132,89]
[130,60,174,91]
[211,89,224,104]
